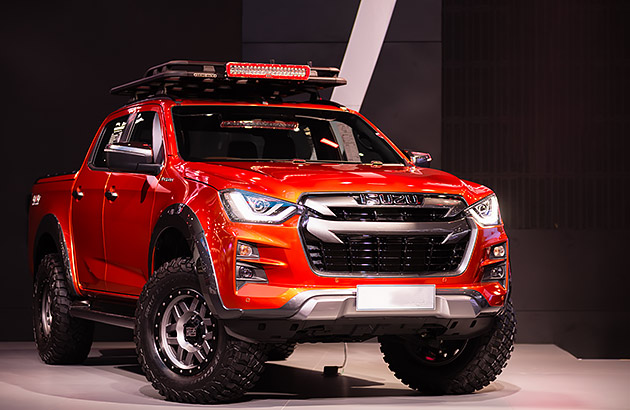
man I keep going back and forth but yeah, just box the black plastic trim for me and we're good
[223,315,494,343]
[436,288,491,309]
[148,204,242,321]
[70,303,135,329]
[33,214,79,298]
[111,60,347,102]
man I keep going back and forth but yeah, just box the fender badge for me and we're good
[161,177,174,182]
[31,194,41,206]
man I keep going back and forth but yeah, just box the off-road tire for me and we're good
[379,299,516,394]
[266,342,297,361]
[32,254,94,364]
[135,257,266,403]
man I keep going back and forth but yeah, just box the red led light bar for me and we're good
[220,120,299,131]
[226,62,310,81]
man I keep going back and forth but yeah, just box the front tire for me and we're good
[135,257,266,403]
[379,300,516,394]
[32,254,94,364]
[265,342,297,361]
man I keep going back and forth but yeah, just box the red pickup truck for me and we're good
[28,61,515,403]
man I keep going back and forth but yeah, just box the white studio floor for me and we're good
[0,341,628,410]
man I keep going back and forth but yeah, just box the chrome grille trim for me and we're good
[305,218,470,244]
[298,193,477,278]
[303,193,467,217]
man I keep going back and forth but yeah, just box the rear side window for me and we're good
[92,115,130,168]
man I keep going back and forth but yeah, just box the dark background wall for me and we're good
[243,0,358,73]
[0,0,242,341]
[442,0,630,358]
[362,0,443,167]
[1,0,628,359]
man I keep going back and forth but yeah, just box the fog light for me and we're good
[238,265,255,279]
[236,241,258,258]
[489,243,507,260]
[492,245,506,258]
[238,243,254,257]
[235,262,268,290]
[482,262,507,284]
[488,265,505,279]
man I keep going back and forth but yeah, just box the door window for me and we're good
[127,111,164,164]
[92,115,130,168]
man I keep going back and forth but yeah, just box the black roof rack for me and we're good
[111,60,347,102]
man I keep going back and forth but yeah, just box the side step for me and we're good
[70,303,135,329]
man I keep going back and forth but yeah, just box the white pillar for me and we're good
[331,0,397,112]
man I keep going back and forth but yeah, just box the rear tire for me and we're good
[379,299,516,394]
[32,254,94,364]
[135,257,266,403]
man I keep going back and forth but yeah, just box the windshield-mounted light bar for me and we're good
[226,62,310,81]
[220,120,299,131]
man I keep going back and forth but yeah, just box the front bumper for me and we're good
[193,191,510,342]
[224,288,501,343]
[243,288,500,320]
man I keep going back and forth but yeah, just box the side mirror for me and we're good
[403,149,432,168]
[105,142,162,175]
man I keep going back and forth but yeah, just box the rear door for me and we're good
[71,114,129,292]
[103,107,165,295]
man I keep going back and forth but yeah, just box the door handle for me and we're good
[105,189,118,201]
[72,188,84,200]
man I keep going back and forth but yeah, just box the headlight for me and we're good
[465,194,501,226]
[220,190,298,224]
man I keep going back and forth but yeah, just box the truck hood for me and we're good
[182,161,492,205]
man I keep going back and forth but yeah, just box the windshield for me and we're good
[171,106,406,164]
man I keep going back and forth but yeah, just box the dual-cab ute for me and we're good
[28,61,515,403]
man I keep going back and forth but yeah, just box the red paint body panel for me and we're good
[28,97,509,309]
[28,174,76,273]
[103,172,158,294]
[71,168,109,291]
[181,161,491,204]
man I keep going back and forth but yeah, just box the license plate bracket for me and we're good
[356,285,436,311]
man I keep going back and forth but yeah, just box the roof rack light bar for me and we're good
[226,62,310,80]
[110,60,346,101]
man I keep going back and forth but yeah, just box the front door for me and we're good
[103,108,164,295]
[71,114,129,291]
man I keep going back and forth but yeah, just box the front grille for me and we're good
[300,193,472,276]
[304,232,469,276]
[327,207,450,222]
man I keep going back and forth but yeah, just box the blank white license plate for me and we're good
[356,285,436,311]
